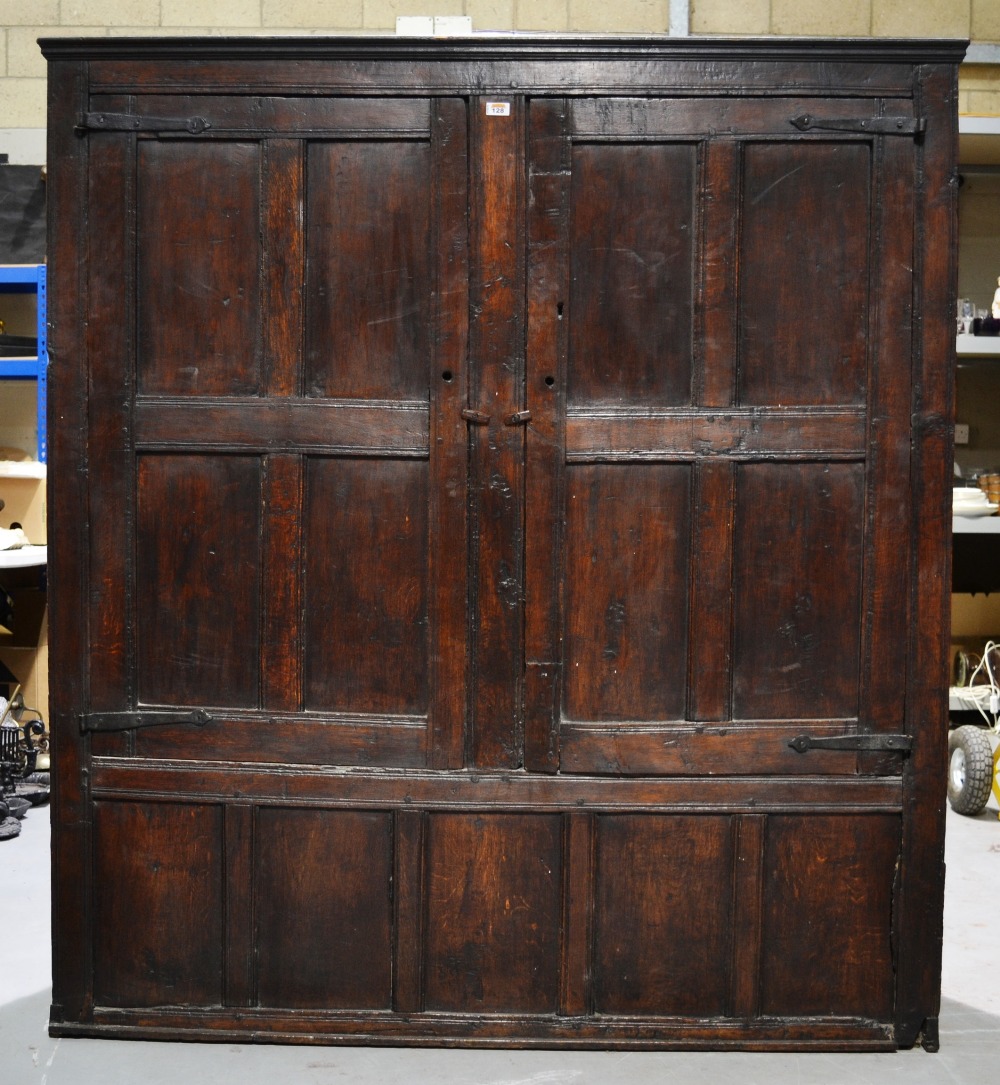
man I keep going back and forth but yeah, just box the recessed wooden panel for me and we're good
[568,142,695,407]
[137,141,261,396]
[425,813,562,1013]
[594,814,733,1015]
[563,464,691,721]
[256,808,393,1009]
[93,801,224,1007]
[305,139,430,400]
[732,463,864,720]
[303,457,428,715]
[760,815,898,1018]
[136,455,261,708]
[738,141,870,406]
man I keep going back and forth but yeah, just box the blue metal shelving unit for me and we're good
[0,264,47,463]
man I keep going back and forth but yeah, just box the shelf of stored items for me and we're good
[953,515,1000,533]
[957,334,1000,357]
[957,333,1000,357]
[0,265,47,463]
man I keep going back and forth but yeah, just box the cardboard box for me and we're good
[0,466,46,544]
[0,637,48,722]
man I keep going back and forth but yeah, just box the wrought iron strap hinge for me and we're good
[79,708,213,733]
[76,112,212,136]
[790,114,925,136]
[788,732,912,754]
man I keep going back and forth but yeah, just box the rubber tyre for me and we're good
[948,725,994,816]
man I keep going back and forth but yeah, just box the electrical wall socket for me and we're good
[955,423,970,445]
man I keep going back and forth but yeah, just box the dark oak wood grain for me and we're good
[137,140,261,397]
[687,461,735,722]
[262,138,304,399]
[90,757,905,811]
[468,94,525,769]
[732,463,864,720]
[568,141,695,407]
[93,801,225,1008]
[738,141,870,407]
[43,35,961,1050]
[261,454,304,712]
[86,120,133,716]
[424,813,562,1013]
[223,804,256,1007]
[304,137,431,401]
[392,810,427,1013]
[594,815,733,1015]
[894,62,958,1050]
[136,454,262,708]
[427,97,471,770]
[760,815,898,1018]
[524,96,569,773]
[45,56,93,1026]
[303,457,428,715]
[729,814,766,1019]
[255,808,394,1010]
[563,463,691,721]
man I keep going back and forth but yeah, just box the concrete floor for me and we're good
[2,795,999,1085]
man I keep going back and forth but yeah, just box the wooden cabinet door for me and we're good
[525,95,914,778]
[84,95,470,772]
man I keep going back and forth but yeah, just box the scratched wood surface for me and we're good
[42,35,961,1050]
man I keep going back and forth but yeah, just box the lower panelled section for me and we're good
[76,782,902,1048]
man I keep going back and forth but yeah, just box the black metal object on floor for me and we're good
[0,692,49,841]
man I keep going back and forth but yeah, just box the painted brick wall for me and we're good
[691,0,989,38]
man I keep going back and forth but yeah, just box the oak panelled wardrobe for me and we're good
[41,34,962,1049]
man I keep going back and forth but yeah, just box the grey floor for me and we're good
[2,794,999,1085]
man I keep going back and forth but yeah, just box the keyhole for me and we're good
[544,375,555,387]
[441,370,453,382]
[556,301,564,319]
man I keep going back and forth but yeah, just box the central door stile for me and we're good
[468,94,527,769]
[524,98,570,773]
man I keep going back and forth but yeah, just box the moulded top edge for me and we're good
[38,34,969,65]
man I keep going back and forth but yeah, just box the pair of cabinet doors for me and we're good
[44,37,959,1050]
